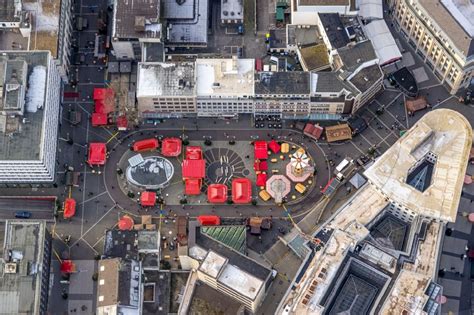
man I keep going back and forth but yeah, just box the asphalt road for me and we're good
[0,198,55,221]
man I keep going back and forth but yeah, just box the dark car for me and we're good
[348,116,368,135]
[15,211,32,219]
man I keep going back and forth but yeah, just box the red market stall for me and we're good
[256,173,267,187]
[140,191,156,207]
[93,88,115,114]
[60,260,76,275]
[116,115,128,131]
[232,178,252,204]
[91,112,108,126]
[118,215,134,230]
[133,138,159,152]
[186,146,203,160]
[182,159,205,179]
[254,161,268,172]
[185,179,202,195]
[88,143,107,166]
[63,198,76,219]
[161,138,182,157]
[254,141,268,160]
[198,215,221,226]
[268,140,280,154]
[207,184,228,203]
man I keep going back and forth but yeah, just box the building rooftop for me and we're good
[201,225,246,254]
[0,221,47,314]
[112,0,161,40]
[0,51,50,161]
[196,58,254,97]
[348,63,383,93]
[199,250,227,278]
[142,270,170,315]
[287,24,321,47]
[318,13,350,49]
[419,0,474,57]
[221,0,243,21]
[311,72,357,95]
[269,29,287,49]
[364,109,472,222]
[218,263,264,300]
[255,71,310,95]
[299,44,330,71]
[336,40,377,73]
[137,62,196,98]
[0,0,22,22]
[166,0,208,45]
[103,229,160,261]
[298,0,349,6]
[161,0,194,19]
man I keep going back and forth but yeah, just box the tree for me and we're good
[127,191,135,198]
[227,199,234,205]
[182,139,190,146]
[179,198,188,204]
[251,199,257,206]
[204,138,212,146]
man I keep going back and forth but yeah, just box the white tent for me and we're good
[358,0,383,20]
[363,20,402,66]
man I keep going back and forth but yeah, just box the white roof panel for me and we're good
[363,20,402,65]
[358,0,383,20]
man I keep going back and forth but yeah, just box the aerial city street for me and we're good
[0,0,473,314]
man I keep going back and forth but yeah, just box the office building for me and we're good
[221,0,243,24]
[291,0,354,25]
[0,220,52,314]
[0,51,61,185]
[389,0,474,93]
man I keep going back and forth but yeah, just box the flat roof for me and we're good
[218,264,264,300]
[221,0,243,21]
[196,58,254,97]
[299,0,349,5]
[348,63,383,93]
[112,0,161,39]
[162,0,194,19]
[0,51,50,161]
[0,0,21,22]
[167,0,208,45]
[0,221,47,314]
[318,13,350,49]
[255,71,310,95]
[364,109,472,222]
[137,62,196,98]
[287,24,321,47]
[311,72,358,95]
[199,251,227,278]
[336,40,378,73]
[299,44,330,71]
[363,20,402,65]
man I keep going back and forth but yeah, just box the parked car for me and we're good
[15,211,32,219]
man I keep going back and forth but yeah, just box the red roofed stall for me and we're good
[185,146,203,160]
[182,159,205,179]
[256,173,267,187]
[304,123,324,140]
[91,113,108,126]
[118,215,134,230]
[185,179,202,195]
[161,138,182,157]
[254,141,268,160]
[93,88,115,114]
[198,215,221,226]
[116,115,128,131]
[63,198,76,219]
[133,138,159,152]
[232,178,252,204]
[140,191,156,207]
[88,143,107,166]
[268,140,280,154]
[60,260,76,275]
[207,184,228,203]
[254,161,268,172]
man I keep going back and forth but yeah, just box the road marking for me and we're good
[78,204,117,241]
[374,99,407,128]
[349,141,366,155]
[366,108,400,138]
[106,131,119,144]
[432,95,456,109]
[80,117,90,236]
[80,238,99,254]
[420,83,441,90]
[92,235,105,248]
[79,191,108,205]
[367,125,391,147]
[383,92,403,109]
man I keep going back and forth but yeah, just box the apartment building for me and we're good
[389,0,474,93]
[0,51,61,185]
[291,0,354,25]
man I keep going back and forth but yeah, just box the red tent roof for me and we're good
[118,215,134,230]
[185,178,202,195]
[207,184,228,203]
[91,112,108,126]
[116,115,128,130]
[185,146,202,160]
[93,88,114,114]
[133,138,159,152]
[88,143,107,165]
[254,161,268,172]
[182,159,205,179]
[232,178,252,204]
[198,215,221,226]
[254,141,268,160]
[304,123,324,140]
[161,138,182,157]
[63,198,76,219]
[60,260,76,274]
[256,173,267,187]
[268,140,280,154]
[93,88,114,100]
[140,191,156,207]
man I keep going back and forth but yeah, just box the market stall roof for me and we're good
[116,115,128,130]
[140,191,156,207]
[182,159,205,179]
[268,140,281,154]
[88,143,107,165]
[198,215,221,226]
[63,198,76,219]
[207,184,228,203]
[161,138,182,157]
[118,215,134,230]
[185,178,202,195]
[254,141,269,160]
[93,88,115,114]
[405,96,428,113]
[133,138,159,152]
[232,178,252,204]
[325,124,352,143]
[93,88,114,100]
[91,112,108,126]
[254,161,268,172]
[304,123,324,140]
[60,260,76,274]
[256,173,268,187]
[186,146,203,160]
[363,20,402,65]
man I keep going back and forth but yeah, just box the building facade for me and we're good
[389,0,474,93]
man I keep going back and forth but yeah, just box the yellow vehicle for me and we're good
[259,190,271,201]
[295,183,306,194]
[281,143,290,153]
[271,158,278,163]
